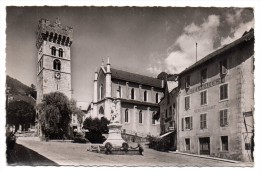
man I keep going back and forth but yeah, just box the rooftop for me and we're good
[179,29,254,76]
[110,68,163,88]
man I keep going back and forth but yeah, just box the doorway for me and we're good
[199,137,210,155]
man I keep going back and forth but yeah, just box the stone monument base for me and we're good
[103,122,125,147]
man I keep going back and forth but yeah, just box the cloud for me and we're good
[221,10,254,45]
[147,64,163,76]
[165,15,220,74]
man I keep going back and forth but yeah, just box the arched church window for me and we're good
[125,109,129,123]
[99,106,104,115]
[144,91,147,102]
[131,88,135,100]
[58,48,63,57]
[51,46,56,56]
[53,59,61,71]
[100,84,103,100]
[139,110,143,124]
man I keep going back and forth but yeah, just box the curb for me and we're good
[169,151,240,163]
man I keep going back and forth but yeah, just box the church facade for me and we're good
[88,60,164,138]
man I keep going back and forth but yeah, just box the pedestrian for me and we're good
[138,143,144,155]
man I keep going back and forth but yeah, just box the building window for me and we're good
[220,59,228,75]
[99,106,104,115]
[51,46,56,56]
[144,91,147,102]
[200,113,207,129]
[185,117,193,130]
[185,138,190,151]
[220,109,228,127]
[118,86,122,98]
[156,93,159,103]
[220,84,228,100]
[53,59,61,70]
[221,136,229,151]
[185,75,190,88]
[139,110,143,124]
[169,106,172,116]
[185,96,190,110]
[165,109,168,118]
[200,90,207,105]
[201,68,207,83]
[100,84,103,100]
[58,48,63,57]
[125,109,129,123]
[131,88,135,100]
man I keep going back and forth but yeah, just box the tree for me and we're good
[29,84,37,99]
[36,92,72,139]
[6,100,36,131]
[83,117,110,143]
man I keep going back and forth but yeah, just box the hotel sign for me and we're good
[187,77,225,95]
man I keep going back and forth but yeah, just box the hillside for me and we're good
[6,75,36,106]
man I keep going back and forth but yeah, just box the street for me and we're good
[6,137,252,167]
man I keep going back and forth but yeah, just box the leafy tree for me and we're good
[29,84,37,99]
[83,117,109,143]
[6,100,36,131]
[36,92,72,139]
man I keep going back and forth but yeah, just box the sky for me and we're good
[5,6,254,104]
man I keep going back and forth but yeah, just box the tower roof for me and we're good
[36,18,73,49]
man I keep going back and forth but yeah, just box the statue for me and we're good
[110,100,119,123]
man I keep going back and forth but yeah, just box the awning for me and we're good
[158,130,174,139]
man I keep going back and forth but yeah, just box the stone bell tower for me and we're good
[36,18,73,104]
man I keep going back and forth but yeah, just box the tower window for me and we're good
[155,93,159,103]
[51,46,56,56]
[125,109,129,123]
[53,59,61,71]
[118,86,122,98]
[58,48,63,57]
[139,110,143,124]
[144,91,147,102]
[131,88,135,100]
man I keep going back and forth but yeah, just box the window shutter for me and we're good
[200,114,203,129]
[181,118,184,131]
[220,111,223,126]
[190,117,193,130]
[224,109,228,125]
[204,114,207,128]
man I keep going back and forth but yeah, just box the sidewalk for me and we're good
[169,151,254,166]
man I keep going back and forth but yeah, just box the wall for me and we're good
[178,39,254,161]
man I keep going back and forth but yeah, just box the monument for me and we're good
[103,100,125,147]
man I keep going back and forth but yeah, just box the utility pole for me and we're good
[196,42,198,63]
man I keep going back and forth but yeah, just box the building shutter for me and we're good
[224,109,228,125]
[190,117,193,130]
[200,114,203,129]
[220,111,224,126]
[181,118,184,131]
[204,114,207,128]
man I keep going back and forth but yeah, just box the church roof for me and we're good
[110,68,163,88]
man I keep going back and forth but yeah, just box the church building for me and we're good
[88,59,164,139]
